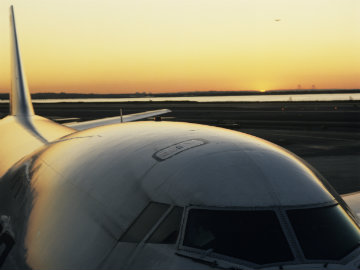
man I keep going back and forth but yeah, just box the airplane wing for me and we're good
[342,192,360,220]
[64,109,171,131]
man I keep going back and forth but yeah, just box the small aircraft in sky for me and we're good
[0,6,359,270]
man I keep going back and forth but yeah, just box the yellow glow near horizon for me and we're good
[0,0,359,93]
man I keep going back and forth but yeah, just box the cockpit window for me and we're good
[287,205,360,260]
[120,203,184,244]
[182,208,294,265]
[120,202,168,242]
[147,206,184,244]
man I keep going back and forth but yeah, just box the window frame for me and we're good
[176,203,360,268]
[146,206,185,244]
[120,202,185,245]
[283,201,360,264]
[177,205,299,268]
[119,201,170,243]
[285,204,360,263]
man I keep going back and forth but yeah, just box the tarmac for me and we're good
[0,100,358,194]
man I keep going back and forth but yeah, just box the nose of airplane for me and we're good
[1,121,359,269]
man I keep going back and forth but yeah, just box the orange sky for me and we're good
[0,0,359,93]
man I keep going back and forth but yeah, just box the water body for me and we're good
[0,93,359,103]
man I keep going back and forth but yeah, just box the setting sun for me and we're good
[0,0,359,93]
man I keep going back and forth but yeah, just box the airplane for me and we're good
[0,5,359,270]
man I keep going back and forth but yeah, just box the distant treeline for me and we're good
[0,89,359,99]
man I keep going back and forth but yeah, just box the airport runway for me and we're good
[0,100,358,194]
[240,128,360,194]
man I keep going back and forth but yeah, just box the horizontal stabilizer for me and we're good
[65,109,171,130]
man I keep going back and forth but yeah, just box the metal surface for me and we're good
[1,121,359,269]
[153,139,207,161]
[0,115,74,178]
[343,192,360,219]
[9,6,34,117]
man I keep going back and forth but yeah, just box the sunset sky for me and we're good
[0,0,359,93]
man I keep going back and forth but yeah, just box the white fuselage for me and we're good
[1,121,359,269]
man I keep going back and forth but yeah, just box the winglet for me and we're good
[9,5,34,116]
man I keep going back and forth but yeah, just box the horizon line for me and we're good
[0,88,359,95]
